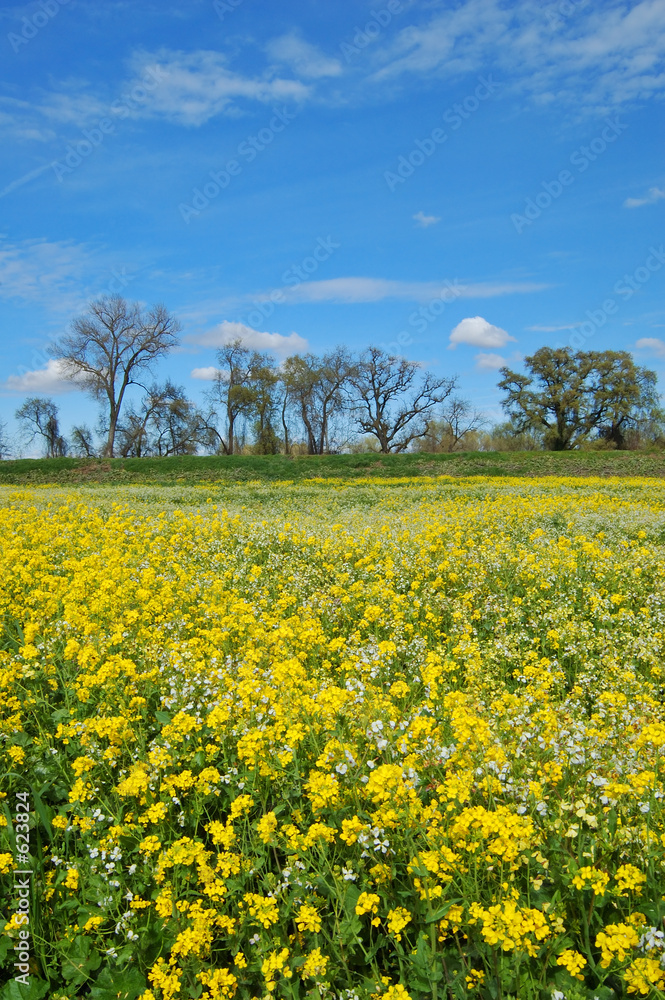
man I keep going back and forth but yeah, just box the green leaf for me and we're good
[88,967,147,1000]
[0,980,49,1000]
[60,935,101,986]
[424,898,463,923]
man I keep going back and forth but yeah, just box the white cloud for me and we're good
[635,336,665,357]
[266,32,342,79]
[0,49,311,142]
[191,366,222,381]
[125,50,310,126]
[527,323,580,332]
[413,211,441,228]
[274,277,548,304]
[475,351,508,370]
[189,320,308,356]
[0,237,92,307]
[449,316,516,349]
[2,359,81,394]
[371,0,665,111]
[0,163,53,200]
[624,186,665,208]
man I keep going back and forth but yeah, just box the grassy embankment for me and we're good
[2,450,665,484]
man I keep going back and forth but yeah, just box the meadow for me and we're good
[1,475,665,1000]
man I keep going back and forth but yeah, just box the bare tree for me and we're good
[70,425,97,457]
[149,382,205,456]
[0,421,12,460]
[442,396,486,451]
[15,397,67,457]
[51,296,181,457]
[350,347,457,453]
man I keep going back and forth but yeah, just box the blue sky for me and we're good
[1,0,664,448]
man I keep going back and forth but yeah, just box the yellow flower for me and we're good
[63,869,79,891]
[624,957,665,995]
[302,947,329,978]
[0,854,14,875]
[556,948,586,980]
[380,986,412,1000]
[261,948,291,991]
[596,922,640,968]
[571,866,610,895]
[296,903,321,934]
[386,907,412,942]
[257,812,278,844]
[614,864,647,896]
[243,893,279,928]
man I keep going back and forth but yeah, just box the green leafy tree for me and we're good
[281,348,355,455]
[498,347,660,450]
[585,350,660,448]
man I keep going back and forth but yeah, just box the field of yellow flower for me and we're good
[1,476,665,1000]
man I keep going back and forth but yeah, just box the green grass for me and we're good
[1,450,665,484]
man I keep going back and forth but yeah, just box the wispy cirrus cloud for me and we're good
[265,32,343,80]
[0,46,311,143]
[370,0,665,111]
[263,276,548,305]
[124,49,310,126]
[624,186,665,208]
[526,323,580,332]
[0,236,93,306]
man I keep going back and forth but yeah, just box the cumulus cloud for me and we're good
[413,211,441,228]
[191,366,222,381]
[449,316,516,350]
[2,359,81,394]
[635,336,665,357]
[188,320,308,357]
[266,32,342,79]
[624,186,665,208]
[475,352,509,370]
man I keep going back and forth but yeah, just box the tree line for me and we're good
[6,296,664,458]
